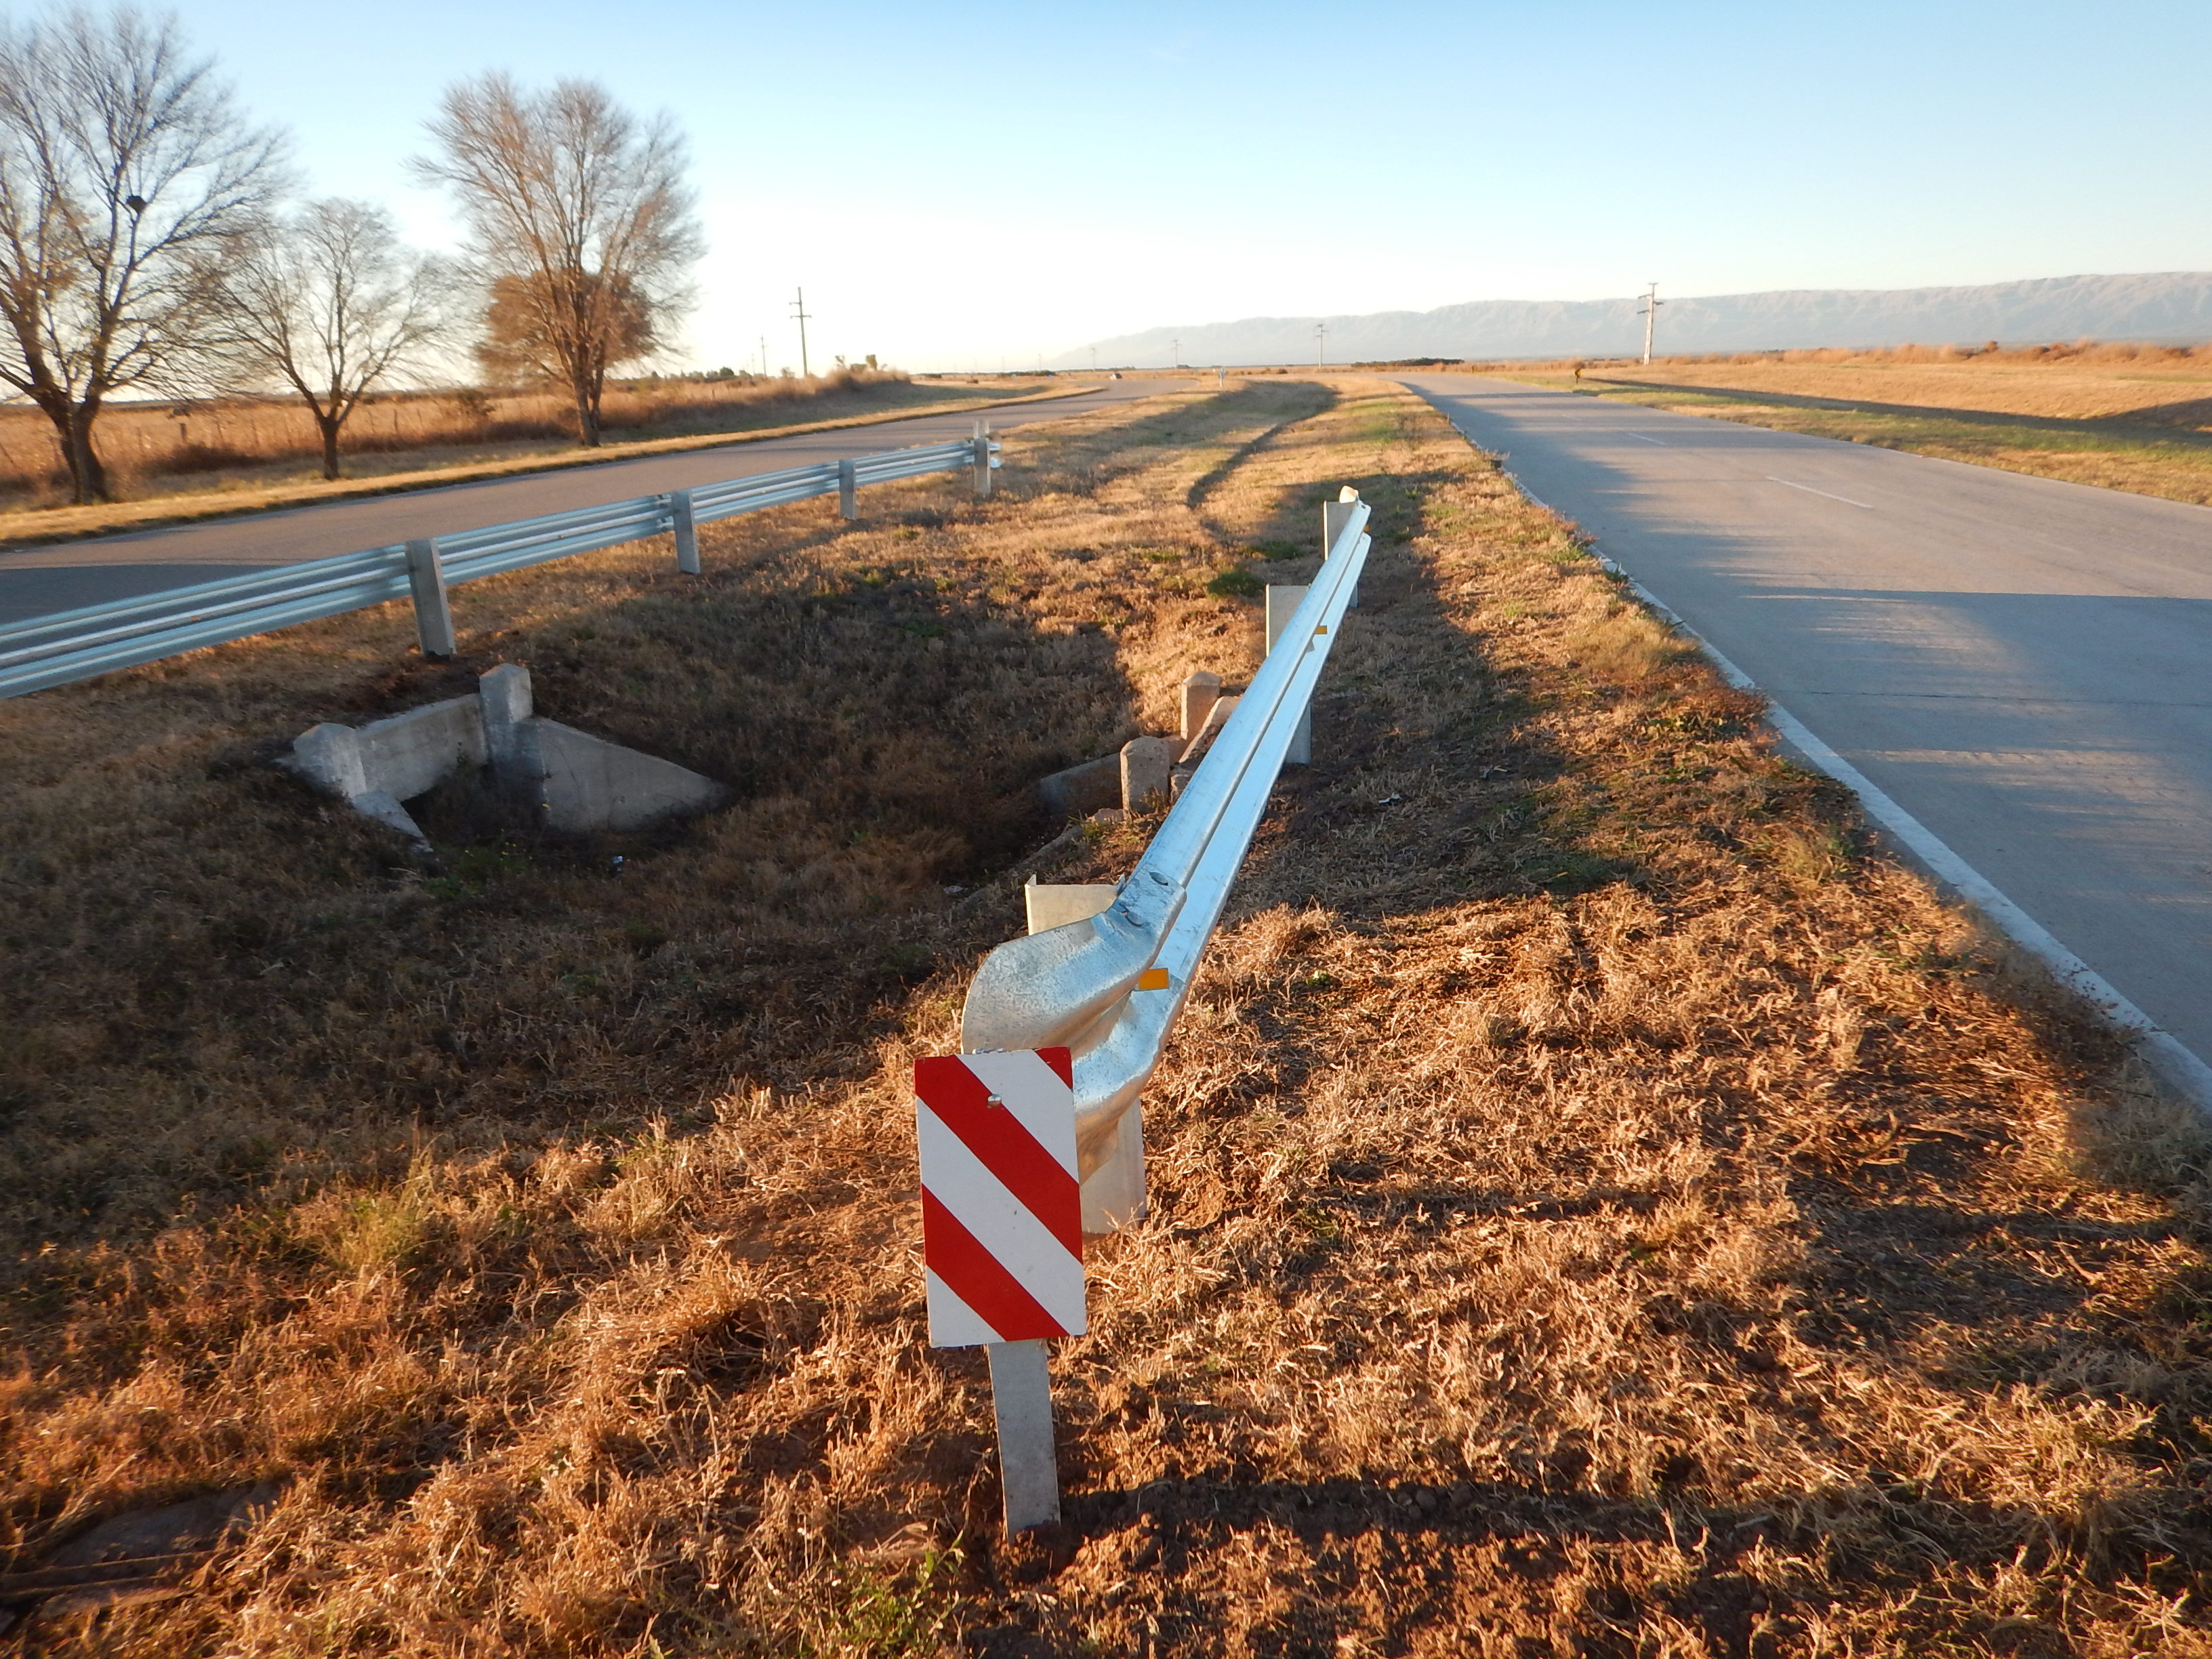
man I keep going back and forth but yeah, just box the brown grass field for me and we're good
[1578,343,2212,423]
[0,371,1065,552]
[1496,344,2212,507]
[3,378,2211,1656]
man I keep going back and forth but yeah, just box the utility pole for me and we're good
[1090,346,1097,372]
[758,335,767,376]
[792,287,813,379]
[1315,321,1327,367]
[1638,282,1663,366]
[1171,337,1181,368]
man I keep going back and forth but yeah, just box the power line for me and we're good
[1638,281,1664,366]
[792,287,813,379]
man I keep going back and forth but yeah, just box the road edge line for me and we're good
[1432,407,2212,1119]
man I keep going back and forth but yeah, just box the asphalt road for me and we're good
[1405,372,2212,1074]
[0,377,1176,626]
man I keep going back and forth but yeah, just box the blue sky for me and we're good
[166,0,2212,371]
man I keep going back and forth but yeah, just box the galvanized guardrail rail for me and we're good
[0,430,1000,699]
[962,489,1371,1172]
[933,487,1372,1532]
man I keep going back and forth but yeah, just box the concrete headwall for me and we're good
[286,665,726,845]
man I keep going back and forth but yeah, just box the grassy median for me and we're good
[1,379,2209,1656]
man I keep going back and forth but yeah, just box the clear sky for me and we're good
[162,0,2212,373]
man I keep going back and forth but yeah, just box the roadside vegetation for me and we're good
[0,10,761,515]
[0,372,1061,551]
[3,380,2210,1656]
[1508,342,2212,506]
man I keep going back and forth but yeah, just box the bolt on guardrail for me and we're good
[0,426,1002,698]
[914,488,1374,1533]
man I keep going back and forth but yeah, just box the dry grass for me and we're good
[3,378,2211,1656]
[1499,349,2212,506]
[0,371,951,501]
[0,375,1088,559]
[1582,345,2212,424]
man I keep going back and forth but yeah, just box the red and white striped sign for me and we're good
[915,1048,1085,1347]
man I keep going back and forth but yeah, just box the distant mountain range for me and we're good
[1061,273,2212,368]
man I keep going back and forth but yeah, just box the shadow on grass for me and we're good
[1029,453,2212,1649]
[1597,377,2212,449]
[0,495,1145,1256]
[1028,1469,2165,1659]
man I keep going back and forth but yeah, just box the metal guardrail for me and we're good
[0,432,1000,699]
[959,492,1373,1184]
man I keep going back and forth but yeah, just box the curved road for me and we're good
[1406,372,2212,1080]
[0,378,1176,625]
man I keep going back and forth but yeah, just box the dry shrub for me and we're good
[2,379,2210,1656]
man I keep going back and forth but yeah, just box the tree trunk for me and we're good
[572,380,601,448]
[69,419,108,504]
[316,410,343,480]
[35,397,111,504]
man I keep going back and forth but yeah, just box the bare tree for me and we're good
[476,268,651,393]
[414,74,701,447]
[0,7,285,502]
[211,199,454,480]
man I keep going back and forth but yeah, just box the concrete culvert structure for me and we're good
[284,663,729,846]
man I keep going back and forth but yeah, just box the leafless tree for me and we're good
[414,74,701,447]
[211,199,455,480]
[0,7,285,502]
[476,268,652,394]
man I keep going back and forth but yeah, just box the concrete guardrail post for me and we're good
[1324,486,1361,608]
[838,457,859,520]
[1121,736,1172,811]
[405,538,456,660]
[972,421,994,497]
[1180,671,1223,742]
[672,489,701,574]
[1265,586,1313,764]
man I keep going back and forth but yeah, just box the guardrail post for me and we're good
[672,489,701,574]
[972,422,994,497]
[986,1338,1061,1532]
[837,457,859,520]
[1181,671,1223,741]
[1324,487,1361,608]
[405,539,455,660]
[1265,586,1313,763]
[1122,736,1172,811]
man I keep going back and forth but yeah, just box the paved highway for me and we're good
[1406,373,2212,1079]
[0,377,1175,626]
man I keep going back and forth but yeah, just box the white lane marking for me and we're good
[1767,476,1873,509]
[1626,433,1667,445]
